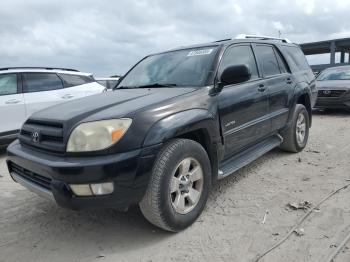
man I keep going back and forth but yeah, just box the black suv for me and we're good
[7,36,317,232]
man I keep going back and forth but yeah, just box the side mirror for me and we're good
[219,64,251,87]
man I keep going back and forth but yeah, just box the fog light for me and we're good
[90,182,114,195]
[70,184,93,196]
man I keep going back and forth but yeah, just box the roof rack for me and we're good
[0,67,79,72]
[235,34,292,44]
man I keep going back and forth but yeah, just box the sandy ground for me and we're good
[0,111,350,262]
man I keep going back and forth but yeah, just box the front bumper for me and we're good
[315,92,350,109]
[7,141,161,210]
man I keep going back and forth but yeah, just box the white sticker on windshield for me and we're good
[187,49,213,57]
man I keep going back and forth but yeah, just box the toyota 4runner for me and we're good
[7,35,317,232]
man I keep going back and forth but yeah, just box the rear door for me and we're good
[217,44,271,158]
[253,44,294,131]
[22,73,65,118]
[0,73,26,134]
[58,73,105,97]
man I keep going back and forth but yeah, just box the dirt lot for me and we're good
[0,111,349,262]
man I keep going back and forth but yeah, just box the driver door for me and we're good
[217,44,271,158]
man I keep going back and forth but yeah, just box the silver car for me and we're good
[315,66,350,110]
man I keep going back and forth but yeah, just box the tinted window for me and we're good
[275,49,289,73]
[23,73,63,93]
[219,45,259,80]
[0,74,17,96]
[255,45,281,77]
[282,46,310,72]
[59,74,94,87]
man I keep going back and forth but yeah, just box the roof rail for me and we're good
[0,67,79,72]
[213,38,232,43]
[235,34,292,44]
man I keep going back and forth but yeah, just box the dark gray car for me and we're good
[315,66,350,109]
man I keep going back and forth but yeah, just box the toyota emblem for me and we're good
[323,90,331,95]
[32,132,40,143]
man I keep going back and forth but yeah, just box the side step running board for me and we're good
[218,135,283,179]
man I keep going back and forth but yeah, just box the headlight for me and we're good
[67,119,132,152]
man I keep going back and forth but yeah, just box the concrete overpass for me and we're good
[300,37,350,72]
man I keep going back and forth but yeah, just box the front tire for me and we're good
[139,139,211,232]
[280,104,310,153]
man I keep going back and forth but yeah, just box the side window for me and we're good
[96,80,107,87]
[219,45,259,80]
[255,45,281,77]
[59,74,94,88]
[282,46,310,72]
[0,74,17,96]
[107,80,119,89]
[23,73,63,93]
[274,49,289,74]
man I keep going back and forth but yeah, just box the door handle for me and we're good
[61,94,74,99]
[257,84,266,92]
[5,99,21,104]
[286,78,293,84]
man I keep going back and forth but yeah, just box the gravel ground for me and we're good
[0,111,350,262]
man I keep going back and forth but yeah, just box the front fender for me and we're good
[142,109,219,147]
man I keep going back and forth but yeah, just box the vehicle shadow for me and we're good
[313,108,350,116]
[209,149,282,197]
[1,198,172,254]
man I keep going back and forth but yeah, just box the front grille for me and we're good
[318,90,346,98]
[9,162,52,190]
[18,119,66,154]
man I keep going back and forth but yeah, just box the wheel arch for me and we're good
[288,81,313,128]
[143,109,221,182]
[296,92,312,127]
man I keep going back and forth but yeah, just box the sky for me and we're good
[1,0,350,77]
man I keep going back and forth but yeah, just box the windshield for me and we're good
[118,47,218,88]
[317,67,350,81]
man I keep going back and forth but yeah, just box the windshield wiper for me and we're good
[135,83,178,88]
[116,83,178,90]
[116,86,135,89]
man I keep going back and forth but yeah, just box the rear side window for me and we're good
[22,73,63,93]
[275,50,289,74]
[282,46,310,72]
[0,74,17,96]
[255,45,281,77]
[219,45,259,80]
[59,74,94,88]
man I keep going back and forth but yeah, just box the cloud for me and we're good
[0,0,349,76]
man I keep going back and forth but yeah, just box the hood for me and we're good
[316,80,350,90]
[31,87,196,125]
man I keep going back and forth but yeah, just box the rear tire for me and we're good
[139,139,211,232]
[279,104,310,153]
